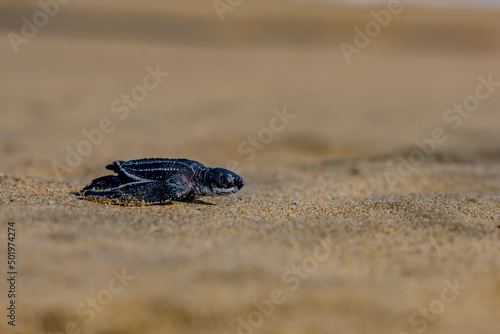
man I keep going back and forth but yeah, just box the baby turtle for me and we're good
[80,158,244,205]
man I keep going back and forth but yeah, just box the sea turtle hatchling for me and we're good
[80,158,245,204]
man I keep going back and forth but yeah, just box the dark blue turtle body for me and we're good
[81,158,244,204]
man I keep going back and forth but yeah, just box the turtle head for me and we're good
[205,168,244,196]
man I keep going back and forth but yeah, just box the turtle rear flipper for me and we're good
[105,160,148,182]
[81,175,124,193]
[106,161,124,173]
[82,180,190,204]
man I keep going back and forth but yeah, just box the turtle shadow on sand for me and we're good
[71,191,216,206]
[178,198,215,206]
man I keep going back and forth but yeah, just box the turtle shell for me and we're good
[106,158,207,182]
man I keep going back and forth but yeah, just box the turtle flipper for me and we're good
[82,180,189,205]
[81,175,124,192]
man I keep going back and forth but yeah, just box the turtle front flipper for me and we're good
[81,175,124,192]
[82,180,190,205]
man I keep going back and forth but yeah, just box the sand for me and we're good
[0,1,499,333]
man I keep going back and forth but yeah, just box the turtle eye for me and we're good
[218,174,231,187]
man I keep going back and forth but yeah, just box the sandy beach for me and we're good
[0,1,499,333]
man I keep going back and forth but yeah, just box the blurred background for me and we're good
[1,0,499,180]
[1,1,500,334]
